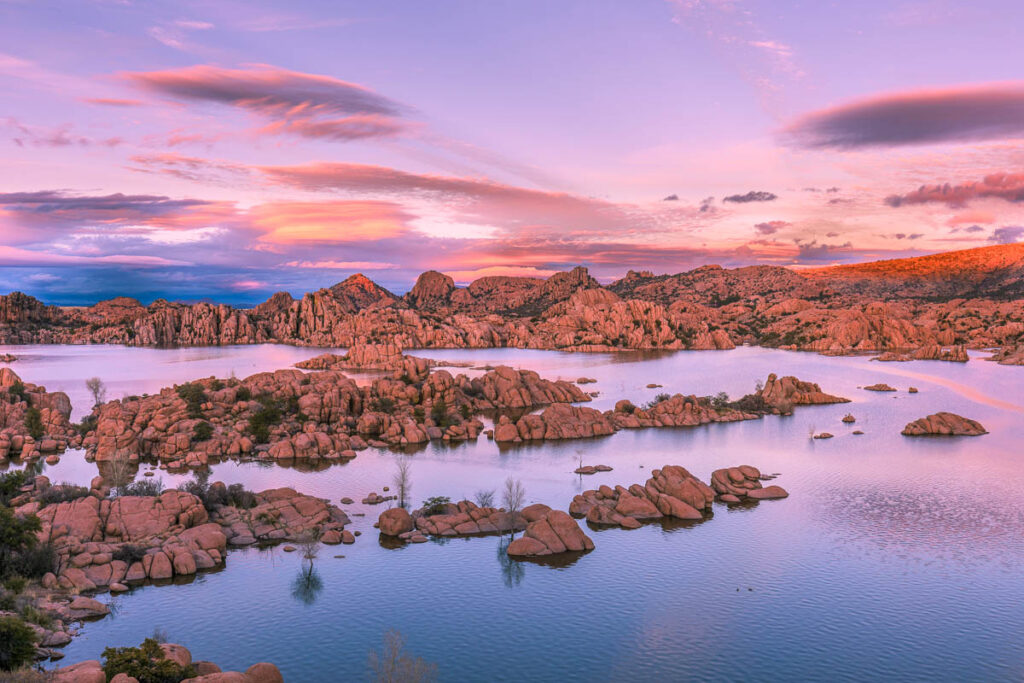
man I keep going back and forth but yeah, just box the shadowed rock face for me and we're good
[901,412,988,436]
[3,244,1021,359]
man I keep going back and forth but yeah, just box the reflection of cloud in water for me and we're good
[814,484,1024,569]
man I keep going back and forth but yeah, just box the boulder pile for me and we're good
[901,412,988,436]
[569,465,716,529]
[709,465,789,502]
[506,505,594,557]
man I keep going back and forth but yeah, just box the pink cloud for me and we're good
[885,172,1024,207]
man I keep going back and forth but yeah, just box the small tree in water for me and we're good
[393,458,411,509]
[502,477,525,538]
[85,377,107,407]
[368,630,438,683]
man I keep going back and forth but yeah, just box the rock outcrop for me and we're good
[0,368,75,460]
[709,465,788,502]
[758,373,850,409]
[506,505,594,557]
[901,412,988,436]
[569,465,715,529]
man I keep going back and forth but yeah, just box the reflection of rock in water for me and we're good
[497,537,524,588]
[291,566,323,605]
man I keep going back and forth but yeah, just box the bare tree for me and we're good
[502,477,525,538]
[474,489,495,508]
[85,377,107,407]
[368,630,438,683]
[297,529,321,580]
[393,457,411,509]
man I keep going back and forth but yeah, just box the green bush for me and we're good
[247,397,283,444]
[235,386,251,402]
[421,496,451,516]
[0,471,29,506]
[24,407,43,440]
[192,421,213,442]
[3,575,26,594]
[227,483,257,509]
[0,616,37,671]
[9,542,57,580]
[7,380,27,403]
[175,383,207,419]
[0,507,41,579]
[102,637,197,683]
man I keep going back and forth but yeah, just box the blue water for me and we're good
[3,345,1022,681]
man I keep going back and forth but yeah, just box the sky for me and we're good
[2,0,1024,304]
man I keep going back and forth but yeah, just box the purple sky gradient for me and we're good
[2,0,1024,304]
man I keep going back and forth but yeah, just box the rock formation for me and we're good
[506,505,594,557]
[0,368,74,460]
[569,465,716,529]
[51,643,283,683]
[3,244,1020,362]
[901,412,988,436]
[709,465,788,502]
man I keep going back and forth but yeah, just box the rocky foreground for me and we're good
[52,642,282,682]
[2,243,1023,361]
[9,476,350,593]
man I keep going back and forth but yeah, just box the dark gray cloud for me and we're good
[723,191,777,203]
[754,220,789,235]
[663,194,679,201]
[989,226,1024,244]
[785,83,1024,148]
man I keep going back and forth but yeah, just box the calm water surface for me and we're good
[2,344,1022,682]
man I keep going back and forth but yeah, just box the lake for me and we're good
[2,344,1022,682]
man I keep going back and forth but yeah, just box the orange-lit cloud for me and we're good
[249,201,413,244]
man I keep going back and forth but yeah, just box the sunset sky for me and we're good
[3,0,1024,304]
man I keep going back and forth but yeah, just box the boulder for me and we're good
[901,412,987,436]
[378,507,414,536]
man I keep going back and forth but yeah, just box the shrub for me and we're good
[421,496,450,516]
[430,398,448,425]
[24,407,43,440]
[654,392,671,403]
[19,604,51,628]
[192,421,213,442]
[235,386,251,402]
[0,508,41,579]
[209,379,224,392]
[112,544,147,565]
[0,470,29,506]
[0,616,37,672]
[175,383,207,419]
[247,397,282,444]
[7,380,26,403]
[10,542,57,579]
[710,391,730,409]
[459,404,471,420]
[37,483,91,507]
[117,478,164,497]
[474,489,495,508]
[620,402,636,414]
[75,413,98,437]
[102,637,197,683]
[3,576,26,594]
[227,483,257,509]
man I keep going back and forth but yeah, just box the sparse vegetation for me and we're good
[0,615,37,672]
[23,407,43,440]
[393,458,411,509]
[117,478,164,498]
[192,421,213,442]
[85,376,107,406]
[37,483,91,507]
[502,478,525,537]
[421,496,450,516]
[175,382,207,419]
[247,396,283,444]
[102,637,197,683]
[474,489,495,508]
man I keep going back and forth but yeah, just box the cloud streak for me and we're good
[121,64,408,142]
[885,172,1024,207]
[785,82,1024,149]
